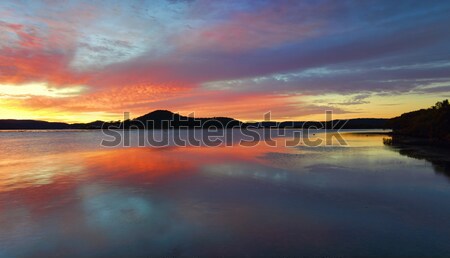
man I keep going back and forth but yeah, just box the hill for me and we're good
[131,110,243,129]
[389,100,450,142]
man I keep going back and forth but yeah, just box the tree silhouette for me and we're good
[390,99,450,142]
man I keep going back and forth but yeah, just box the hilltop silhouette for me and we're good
[130,110,243,129]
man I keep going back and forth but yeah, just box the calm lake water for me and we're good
[0,130,449,257]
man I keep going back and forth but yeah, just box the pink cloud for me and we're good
[176,1,328,52]
[0,21,86,86]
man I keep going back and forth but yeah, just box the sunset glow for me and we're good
[1,0,449,122]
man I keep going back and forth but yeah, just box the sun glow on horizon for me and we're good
[0,82,86,99]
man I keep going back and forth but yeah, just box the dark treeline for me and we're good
[0,120,107,130]
[389,99,450,142]
[3,101,449,132]
[0,120,72,130]
[0,110,389,130]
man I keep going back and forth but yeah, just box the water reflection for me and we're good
[383,136,450,179]
[0,131,450,257]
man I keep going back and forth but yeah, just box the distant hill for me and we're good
[0,120,72,130]
[0,119,107,130]
[389,99,450,142]
[0,110,389,130]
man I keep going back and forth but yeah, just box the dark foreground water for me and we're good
[0,130,449,257]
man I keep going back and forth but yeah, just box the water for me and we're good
[0,130,449,257]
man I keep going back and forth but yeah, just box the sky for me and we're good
[0,0,449,122]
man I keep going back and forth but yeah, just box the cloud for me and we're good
[176,1,328,52]
[328,94,371,106]
[0,19,85,86]
[0,0,449,121]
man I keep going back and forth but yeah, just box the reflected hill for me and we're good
[384,135,450,180]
